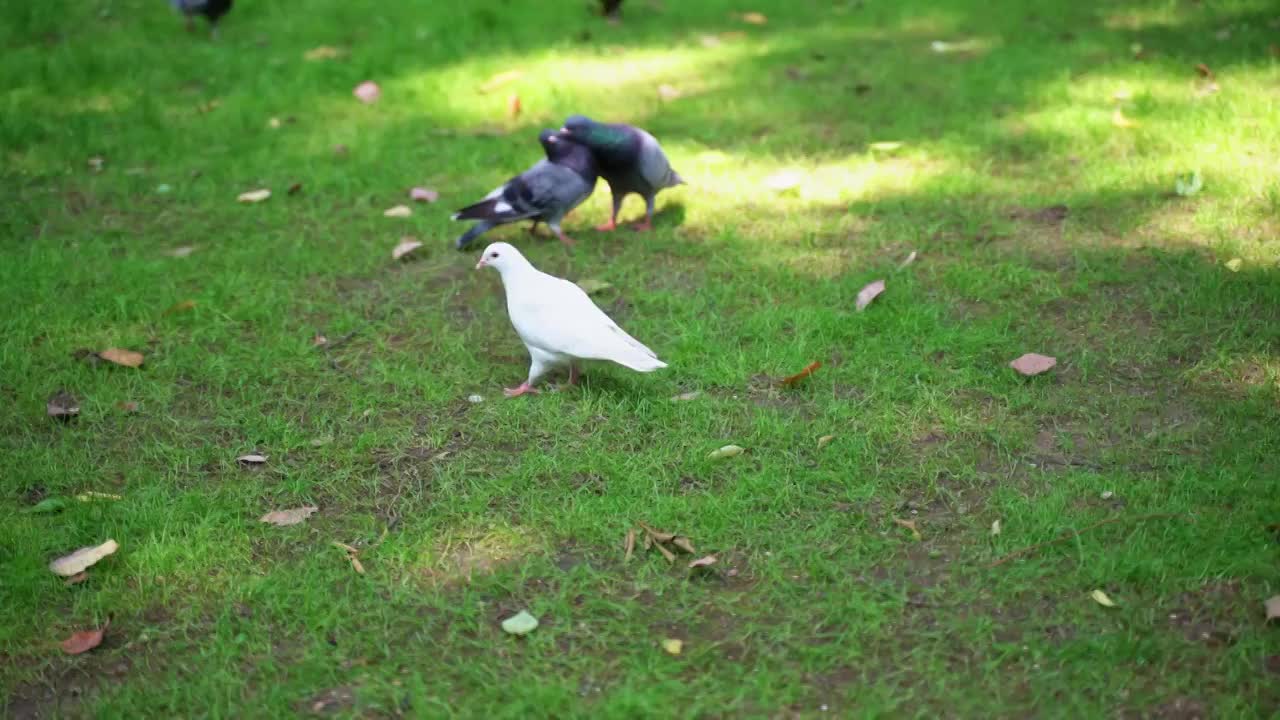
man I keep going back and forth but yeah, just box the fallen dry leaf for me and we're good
[624,528,636,562]
[991,519,1002,536]
[304,45,346,61]
[1090,589,1118,608]
[312,334,328,347]
[501,610,539,636]
[47,390,80,420]
[64,572,89,586]
[780,361,822,386]
[1009,353,1057,376]
[61,620,109,655]
[237,454,267,465]
[639,522,676,543]
[817,434,835,449]
[259,505,319,527]
[353,81,381,104]
[897,251,918,269]
[708,445,745,460]
[1111,108,1138,128]
[166,245,196,258]
[855,280,886,311]
[287,182,303,196]
[383,205,412,218]
[98,348,144,368]
[50,540,119,577]
[350,556,365,574]
[670,391,702,401]
[662,638,684,655]
[506,93,522,119]
[1266,596,1280,622]
[1195,63,1214,79]
[654,541,677,563]
[392,238,423,261]
[657,84,681,102]
[479,70,523,94]
[763,169,802,192]
[740,11,767,24]
[237,188,271,203]
[576,278,613,295]
[893,518,922,541]
[1225,258,1243,272]
[672,536,696,554]
[409,187,439,203]
[163,299,196,316]
[688,555,717,569]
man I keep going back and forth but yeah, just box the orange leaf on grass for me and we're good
[780,361,822,386]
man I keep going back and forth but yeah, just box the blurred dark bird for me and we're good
[601,0,624,22]
[452,130,599,250]
[171,0,233,38]
[558,115,684,232]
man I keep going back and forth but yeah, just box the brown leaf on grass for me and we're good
[1266,596,1280,623]
[163,299,196,316]
[61,619,109,655]
[479,70,524,93]
[780,361,822,386]
[855,280,886,311]
[98,348,144,368]
[353,81,381,104]
[817,434,835,449]
[117,401,138,413]
[654,541,676,563]
[1111,108,1138,128]
[893,517,922,541]
[639,522,676,543]
[506,93,522,119]
[623,529,636,562]
[312,334,328,347]
[259,506,319,527]
[740,11,767,24]
[350,556,365,574]
[64,572,89,586]
[392,238,423,260]
[671,536,696,554]
[304,45,346,61]
[688,555,718,569]
[642,532,653,550]
[50,540,119,577]
[1195,63,1214,80]
[237,453,267,464]
[47,390,80,420]
[1009,353,1057,376]
[287,182,303,196]
[409,187,439,203]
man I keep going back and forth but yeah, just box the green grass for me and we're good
[3,0,1279,716]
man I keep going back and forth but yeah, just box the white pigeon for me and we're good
[475,242,668,397]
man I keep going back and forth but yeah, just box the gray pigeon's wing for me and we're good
[519,162,595,220]
[635,130,683,191]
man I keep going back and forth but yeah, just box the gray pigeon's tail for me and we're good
[455,221,496,250]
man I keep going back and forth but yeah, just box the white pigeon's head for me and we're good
[474,242,525,273]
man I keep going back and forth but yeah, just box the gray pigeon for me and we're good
[452,130,598,250]
[170,0,233,37]
[558,115,684,232]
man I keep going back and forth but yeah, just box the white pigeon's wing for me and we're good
[510,274,662,369]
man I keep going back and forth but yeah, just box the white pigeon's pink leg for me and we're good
[504,383,540,398]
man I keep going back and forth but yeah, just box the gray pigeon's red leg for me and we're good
[596,193,623,232]
[504,382,540,398]
[632,194,656,232]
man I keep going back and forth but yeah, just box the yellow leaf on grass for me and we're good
[893,518,922,541]
[708,445,745,460]
[237,188,271,203]
[662,638,684,655]
[1090,589,1118,607]
[50,540,119,577]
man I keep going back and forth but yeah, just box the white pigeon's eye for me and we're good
[490,252,499,258]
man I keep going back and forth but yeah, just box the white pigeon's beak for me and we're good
[475,258,486,270]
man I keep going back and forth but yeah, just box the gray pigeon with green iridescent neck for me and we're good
[558,115,684,232]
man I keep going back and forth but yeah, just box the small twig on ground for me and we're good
[322,330,358,351]
[988,513,1194,568]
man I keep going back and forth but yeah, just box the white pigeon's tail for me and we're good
[611,353,668,373]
